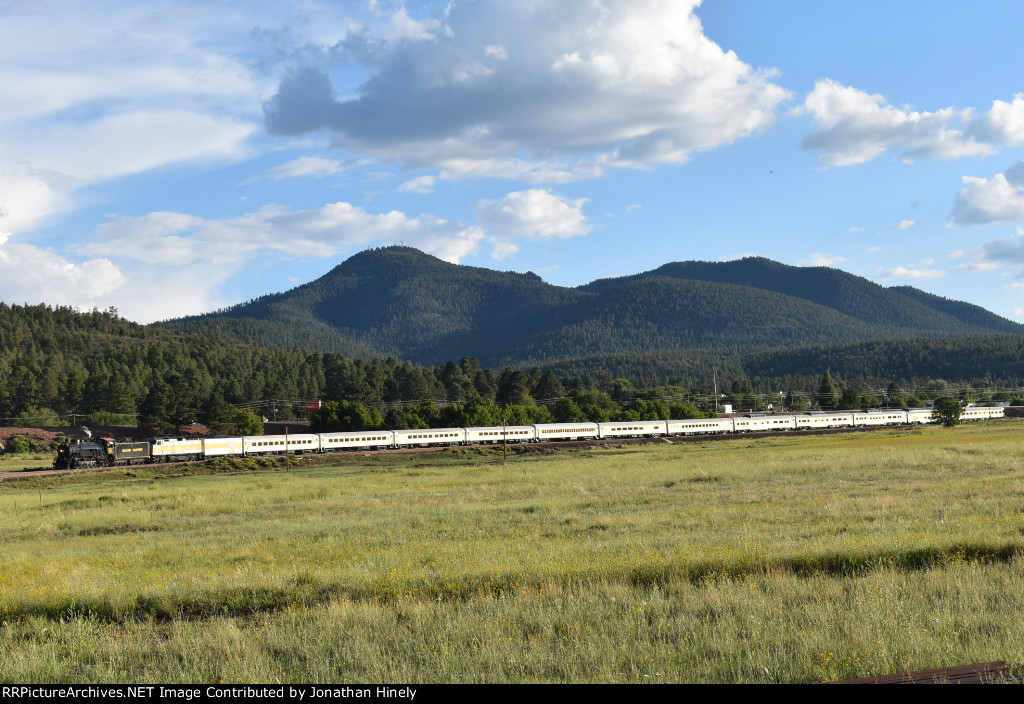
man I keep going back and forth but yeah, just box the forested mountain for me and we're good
[168,316,383,359]
[171,247,587,363]
[580,257,1024,336]
[168,246,1024,368]
[889,286,1023,333]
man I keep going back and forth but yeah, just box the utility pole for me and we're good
[713,368,719,414]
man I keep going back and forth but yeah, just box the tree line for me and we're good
[1,303,1021,437]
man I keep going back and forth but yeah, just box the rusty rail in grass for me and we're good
[831,661,1022,684]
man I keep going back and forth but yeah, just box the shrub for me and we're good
[6,435,31,454]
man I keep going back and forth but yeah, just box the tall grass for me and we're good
[1,421,1023,682]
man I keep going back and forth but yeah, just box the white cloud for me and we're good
[867,246,884,253]
[478,189,591,243]
[436,157,605,185]
[152,188,579,262]
[490,240,521,261]
[0,1,269,237]
[0,167,75,234]
[949,226,1024,274]
[1005,283,1024,290]
[798,253,846,267]
[12,111,254,181]
[263,0,790,178]
[0,7,262,128]
[248,157,363,182]
[798,80,1024,167]
[484,44,508,61]
[876,264,946,281]
[948,161,1024,226]
[848,225,865,232]
[385,5,446,43]
[398,175,437,194]
[896,220,915,231]
[84,203,486,267]
[954,259,1001,272]
[55,200,488,321]
[972,94,1024,146]
[0,236,124,307]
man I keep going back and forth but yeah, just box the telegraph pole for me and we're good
[714,368,719,414]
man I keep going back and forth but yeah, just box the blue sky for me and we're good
[3,0,1024,324]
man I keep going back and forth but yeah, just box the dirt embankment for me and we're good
[0,424,148,452]
[0,427,64,452]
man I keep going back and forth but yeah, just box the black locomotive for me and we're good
[53,438,151,469]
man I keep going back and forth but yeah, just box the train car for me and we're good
[243,433,320,456]
[532,423,600,441]
[795,412,856,430]
[597,420,668,439]
[907,408,938,424]
[960,405,1005,421]
[110,440,152,465]
[851,410,911,427]
[393,428,467,448]
[149,437,204,462]
[464,426,537,444]
[666,418,735,435]
[202,436,245,457]
[733,414,797,433]
[319,430,396,452]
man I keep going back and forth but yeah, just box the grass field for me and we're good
[1,421,1023,683]
[0,452,59,473]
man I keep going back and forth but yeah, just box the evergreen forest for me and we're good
[1,300,1022,437]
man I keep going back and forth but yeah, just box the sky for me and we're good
[3,0,1024,324]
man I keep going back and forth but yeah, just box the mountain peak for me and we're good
[167,247,1022,366]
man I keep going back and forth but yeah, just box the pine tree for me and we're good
[818,369,840,409]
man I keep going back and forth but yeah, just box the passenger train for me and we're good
[52,406,1006,470]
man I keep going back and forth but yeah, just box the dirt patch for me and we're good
[0,427,64,452]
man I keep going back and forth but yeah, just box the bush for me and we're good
[6,435,31,454]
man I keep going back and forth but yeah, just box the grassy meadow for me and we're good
[1,420,1023,683]
[0,452,60,473]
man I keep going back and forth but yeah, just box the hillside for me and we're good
[889,285,1024,334]
[168,247,1024,368]
[580,257,1021,336]
[172,247,587,362]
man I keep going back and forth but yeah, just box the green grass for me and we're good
[0,452,57,473]
[2,421,1023,682]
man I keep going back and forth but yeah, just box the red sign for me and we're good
[305,401,323,412]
